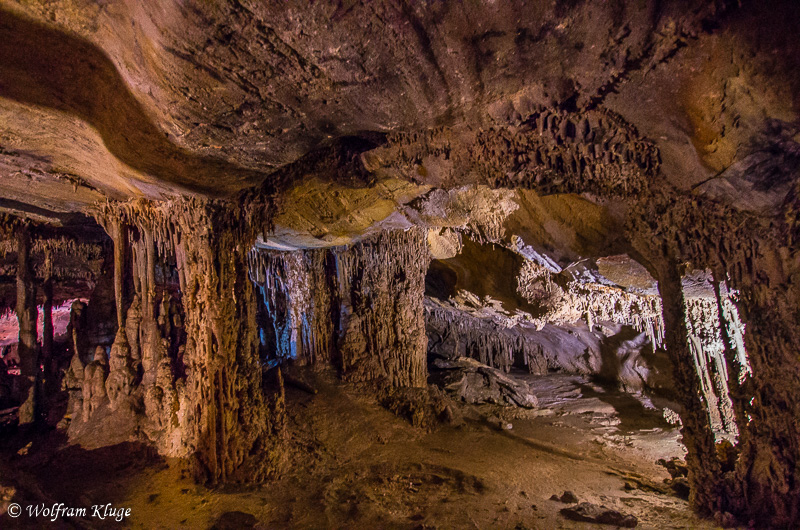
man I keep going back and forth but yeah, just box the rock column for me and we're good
[175,215,280,483]
[15,226,39,425]
[656,258,722,514]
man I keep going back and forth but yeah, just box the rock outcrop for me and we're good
[430,357,538,409]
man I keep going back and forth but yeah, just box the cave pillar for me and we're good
[15,226,39,425]
[725,276,800,525]
[656,258,721,513]
[334,228,429,388]
[175,218,283,484]
[41,249,53,361]
[105,219,136,411]
[40,248,56,407]
[139,225,160,379]
[251,228,430,388]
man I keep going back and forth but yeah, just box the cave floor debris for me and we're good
[1,369,722,529]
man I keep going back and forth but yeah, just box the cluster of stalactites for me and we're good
[373,107,661,198]
[475,108,660,196]
[684,297,739,437]
[0,229,106,283]
[573,284,664,348]
[424,300,549,374]
[515,257,665,348]
[247,247,333,366]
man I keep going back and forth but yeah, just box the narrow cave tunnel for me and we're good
[1,1,799,528]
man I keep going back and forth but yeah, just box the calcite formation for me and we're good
[0,0,798,526]
[96,199,284,483]
[249,228,429,388]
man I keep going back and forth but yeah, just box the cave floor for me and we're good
[0,370,722,529]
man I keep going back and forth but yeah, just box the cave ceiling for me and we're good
[0,0,797,246]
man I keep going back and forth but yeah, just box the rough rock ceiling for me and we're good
[0,0,797,224]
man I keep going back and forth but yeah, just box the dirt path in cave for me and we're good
[1,369,722,529]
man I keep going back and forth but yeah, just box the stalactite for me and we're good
[112,218,127,329]
[516,259,665,349]
[248,248,335,366]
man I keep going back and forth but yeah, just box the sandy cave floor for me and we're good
[0,369,725,529]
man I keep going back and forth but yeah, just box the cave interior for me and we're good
[0,1,799,528]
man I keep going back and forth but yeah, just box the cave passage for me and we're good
[1,1,799,528]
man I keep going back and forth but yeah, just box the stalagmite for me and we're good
[105,328,135,411]
[82,346,108,421]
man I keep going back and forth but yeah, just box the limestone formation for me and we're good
[105,328,135,411]
[0,1,798,526]
[81,346,108,421]
[99,198,284,483]
[14,226,38,424]
[249,228,430,388]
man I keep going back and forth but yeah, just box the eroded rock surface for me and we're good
[0,0,799,526]
[431,356,538,409]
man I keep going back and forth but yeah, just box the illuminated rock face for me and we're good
[249,228,429,388]
[0,0,799,526]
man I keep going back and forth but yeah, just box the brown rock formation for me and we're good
[14,226,38,425]
[250,228,429,388]
[100,199,285,483]
[0,1,798,526]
